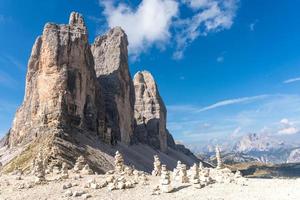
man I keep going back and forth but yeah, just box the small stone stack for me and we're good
[107,175,135,191]
[189,164,203,189]
[133,170,140,184]
[30,158,36,175]
[141,173,149,185]
[124,166,134,176]
[173,161,181,180]
[34,151,46,183]
[176,163,189,183]
[160,165,173,193]
[60,162,69,179]
[216,145,223,169]
[151,155,161,176]
[114,151,124,173]
[73,156,86,173]
[199,169,213,186]
[199,161,204,171]
[235,170,242,178]
[81,164,93,175]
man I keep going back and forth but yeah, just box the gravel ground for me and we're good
[0,174,299,200]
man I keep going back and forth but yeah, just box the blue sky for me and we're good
[1,0,300,149]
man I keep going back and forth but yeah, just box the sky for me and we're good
[1,0,300,150]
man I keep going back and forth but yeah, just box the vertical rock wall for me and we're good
[133,71,168,152]
[91,27,135,145]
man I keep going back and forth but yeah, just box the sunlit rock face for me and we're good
[9,12,106,147]
[0,12,201,173]
[133,71,168,152]
[92,27,135,145]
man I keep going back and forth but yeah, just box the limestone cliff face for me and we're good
[91,27,135,145]
[9,12,106,147]
[133,71,168,152]
[0,12,201,173]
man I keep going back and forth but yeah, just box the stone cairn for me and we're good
[172,161,181,180]
[199,168,213,186]
[176,163,189,183]
[33,151,46,183]
[235,170,242,178]
[124,166,134,176]
[189,164,203,189]
[60,162,69,179]
[160,165,173,193]
[216,145,223,169]
[73,156,86,173]
[81,164,93,175]
[151,155,161,176]
[199,161,204,170]
[114,151,124,173]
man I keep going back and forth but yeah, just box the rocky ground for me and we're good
[0,172,299,200]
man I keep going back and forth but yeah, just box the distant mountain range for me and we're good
[198,133,300,164]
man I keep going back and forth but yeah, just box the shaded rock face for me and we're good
[133,71,168,152]
[7,12,107,164]
[91,28,135,145]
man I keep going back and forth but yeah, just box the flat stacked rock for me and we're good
[216,146,223,169]
[151,155,161,176]
[34,151,46,183]
[176,163,189,183]
[81,164,93,175]
[173,161,181,180]
[189,164,203,189]
[60,162,69,179]
[160,165,173,193]
[199,169,214,186]
[74,156,86,173]
[114,151,124,173]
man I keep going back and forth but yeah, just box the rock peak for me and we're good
[133,70,167,152]
[69,12,86,29]
[91,25,134,145]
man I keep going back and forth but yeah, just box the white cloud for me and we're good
[173,0,238,59]
[280,118,290,126]
[183,0,211,9]
[278,118,299,135]
[100,0,179,57]
[167,94,300,146]
[196,94,269,112]
[283,77,300,84]
[278,127,298,135]
[99,0,238,59]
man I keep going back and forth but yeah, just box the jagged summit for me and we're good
[69,12,86,30]
[91,26,134,145]
[133,71,167,152]
[0,12,200,174]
